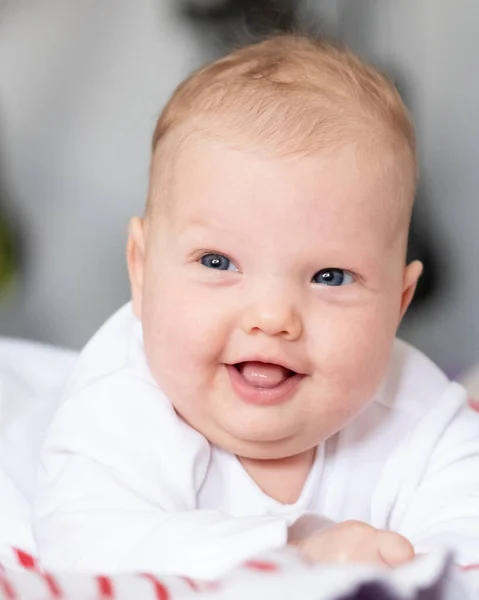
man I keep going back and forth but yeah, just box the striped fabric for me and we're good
[0,547,476,599]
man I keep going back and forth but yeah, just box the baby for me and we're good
[33,36,479,579]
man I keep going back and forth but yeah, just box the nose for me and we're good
[241,292,303,341]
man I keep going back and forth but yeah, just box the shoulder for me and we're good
[331,341,466,465]
[374,338,464,421]
[64,302,147,396]
[57,303,188,445]
[44,304,211,489]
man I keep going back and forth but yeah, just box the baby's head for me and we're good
[127,35,422,460]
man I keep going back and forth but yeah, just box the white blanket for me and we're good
[0,338,77,559]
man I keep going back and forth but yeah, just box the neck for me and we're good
[238,448,316,505]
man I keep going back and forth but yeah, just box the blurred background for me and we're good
[0,0,477,378]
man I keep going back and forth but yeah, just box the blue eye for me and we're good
[312,268,354,286]
[200,253,238,272]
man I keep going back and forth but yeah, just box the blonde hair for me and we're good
[147,35,417,215]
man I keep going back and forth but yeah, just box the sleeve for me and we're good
[393,383,479,566]
[33,373,288,579]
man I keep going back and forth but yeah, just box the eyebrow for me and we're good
[175,216,239,239]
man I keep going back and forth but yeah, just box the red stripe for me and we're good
[141,575,170,600]
[461,563,479,572]
[0,573,16,600]
[14,548,62,597]
[42,573,62,598]
[13,549,37,571]
[180,578,222,593]
[244,559,279,572]
[180,577,200,592]
[97,576,114,598]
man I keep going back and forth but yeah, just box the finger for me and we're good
[377,531,415,567]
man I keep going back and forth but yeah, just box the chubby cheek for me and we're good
[309,299,400,418]
[141,271,231,399]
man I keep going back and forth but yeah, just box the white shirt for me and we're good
[33,304,479,579]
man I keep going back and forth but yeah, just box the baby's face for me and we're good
[129,140,421,460]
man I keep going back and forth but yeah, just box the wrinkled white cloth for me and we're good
[29,304,479,580]
[0,338,77,559]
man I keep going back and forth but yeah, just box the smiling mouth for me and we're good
[233,362,296,389]
[226,361,303,406]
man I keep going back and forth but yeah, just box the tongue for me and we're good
[239,362,292,389]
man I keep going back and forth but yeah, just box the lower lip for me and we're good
[226,364,304,407]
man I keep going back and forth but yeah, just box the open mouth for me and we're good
[233,361,296,389]
[227,361,304,406]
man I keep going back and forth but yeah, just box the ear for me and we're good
[399,260,424,322]
[126,217,146,319]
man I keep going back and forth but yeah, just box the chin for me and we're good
[221,418,293,444]
[234,439,312,461]
[216,425,307,460]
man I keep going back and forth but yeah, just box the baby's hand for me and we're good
[293,521,414,567]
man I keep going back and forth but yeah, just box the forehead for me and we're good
[162,139,408,247]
